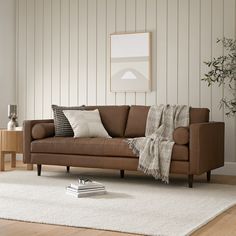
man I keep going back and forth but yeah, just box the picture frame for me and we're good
[110,32,151,92]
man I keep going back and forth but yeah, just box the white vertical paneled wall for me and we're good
[0,0,16,127]
[17,0,236,162]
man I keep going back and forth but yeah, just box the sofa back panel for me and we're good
[124,106,150,138]
[84,106,130,137]
[190,108,210,124]
[124,106,210,138]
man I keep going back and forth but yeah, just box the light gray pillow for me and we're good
[63,109,111,138]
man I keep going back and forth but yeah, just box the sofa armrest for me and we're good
[23,119,54,164]
[189,122,224,175]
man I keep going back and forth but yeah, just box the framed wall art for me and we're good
[110,32,151,92]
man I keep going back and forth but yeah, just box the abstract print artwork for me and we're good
[110,32,151,92]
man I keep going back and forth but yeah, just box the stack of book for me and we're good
[66,177,106,198]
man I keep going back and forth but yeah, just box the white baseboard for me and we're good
[212,162,236,176]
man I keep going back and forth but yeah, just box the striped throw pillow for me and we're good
[52,104,85,137]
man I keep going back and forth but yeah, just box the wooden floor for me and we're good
[1,161,236,236]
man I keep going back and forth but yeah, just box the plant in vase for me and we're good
[202,38,236,116]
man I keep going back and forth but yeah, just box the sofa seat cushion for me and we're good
[31,137,136,158]
[172,145,189,161]
[31,137,188,161]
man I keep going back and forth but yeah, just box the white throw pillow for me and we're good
[63,109,111,138]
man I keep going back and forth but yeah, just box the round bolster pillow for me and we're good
[173,127,189,145]
[32,123,55,140]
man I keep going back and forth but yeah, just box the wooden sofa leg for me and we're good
[207,171,211,182]
[188,174,193,188]
[37,164,42,176]
[120,170,124,178]
[66,166,70,173]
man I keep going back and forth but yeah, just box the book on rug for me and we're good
[70,180,105,190]
[66,177,106,198]
[66,189,106,198]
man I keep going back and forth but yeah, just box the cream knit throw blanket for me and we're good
[127,105,189,183]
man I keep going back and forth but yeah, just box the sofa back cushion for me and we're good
[190,108,210,123]
[124,106,210,138]
[84,106,130,137]
[124,106,149,138]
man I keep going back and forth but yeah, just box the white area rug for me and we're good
[0,167,236,236]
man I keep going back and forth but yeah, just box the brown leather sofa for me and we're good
[23,105,225,188]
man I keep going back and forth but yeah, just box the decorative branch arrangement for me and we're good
[202,38,236,116]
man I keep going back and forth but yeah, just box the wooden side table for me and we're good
[0,129,33,171]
